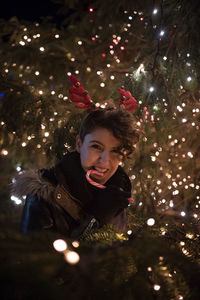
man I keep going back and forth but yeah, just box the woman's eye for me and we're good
[91,144,102,151]
[112,149,124,158]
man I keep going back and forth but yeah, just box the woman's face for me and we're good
[76,127,123,184]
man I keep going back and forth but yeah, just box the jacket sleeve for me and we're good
[20,195,54,233]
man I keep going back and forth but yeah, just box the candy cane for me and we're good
[86,170,106,189]
[86,170,134,204]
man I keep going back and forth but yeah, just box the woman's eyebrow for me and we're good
[89,140,104,145]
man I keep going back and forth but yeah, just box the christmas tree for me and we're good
[0,0,200,299]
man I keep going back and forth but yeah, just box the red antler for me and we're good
[117,88,138,112]
[68,75,95,112]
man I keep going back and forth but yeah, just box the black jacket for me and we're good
[12,151,131,238]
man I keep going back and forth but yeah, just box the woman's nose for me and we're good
[99,150,110,165]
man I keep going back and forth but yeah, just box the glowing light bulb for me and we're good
[10,195,22,205]
[64,250,80,264]
[160,30,165,36]
[40,47,45,52]
[100,82,105,87]
[72,241,80,248]
[53,239,67,252]
[151,156,156,161]
[1,149,8,155]
[154,284,161,291]
[149,86,154,92]
[187,152,193,158]
[187,76,192,82]
[44,132,49,137]
[180,211,186,217]
[147,218,155,226]
[153,9,158,14]
[77,41,82,45]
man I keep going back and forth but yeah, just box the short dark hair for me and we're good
[79,108,139,159]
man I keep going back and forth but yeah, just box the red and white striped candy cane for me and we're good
[86,170,106,189]
[86,170,134,204]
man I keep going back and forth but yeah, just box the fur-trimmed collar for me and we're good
[11,169,55,201]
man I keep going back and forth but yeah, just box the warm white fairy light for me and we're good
[100,82,105,87]
[187,76,192,82]
[72,241,80,248]
[44,132,49,137]
[153,8,158,14]
[77,40,82,45]
[55,34,59,38]
[180,211,186,217]
[67,72,71,76]
[147,218,155,226]
[172,190,179,195]
[39,90,43,95]
[182,118,187,123]
[163,56,167,60]
[110,75,115,80]
[53,239,67,252]
[16,166,21,172]
[187,152,193,158]
[35,71,39,76]
[160,30,165,36]
[40,47,45,52]
[64,250,80,264]
[10,195,22,205]
[177,105,183,112]
[154,284,160,291]
[19,41,25,46]
[22,142,27,147]
[149,86,154,92]
[1,149,8,155]
[127,230,132,235]
[51,91,55,95]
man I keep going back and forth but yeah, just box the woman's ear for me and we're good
[76,135,82,152]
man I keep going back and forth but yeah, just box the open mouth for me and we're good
[91,166,108,177]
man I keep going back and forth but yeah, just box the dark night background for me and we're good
[1,0,57,20]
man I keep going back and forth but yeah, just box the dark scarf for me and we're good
[42,151,131,219]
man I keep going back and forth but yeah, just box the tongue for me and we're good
[90,169,104,177]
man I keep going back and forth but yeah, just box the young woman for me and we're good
[12,81,139,238]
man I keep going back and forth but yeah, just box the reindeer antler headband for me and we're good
[68,75,138,112]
